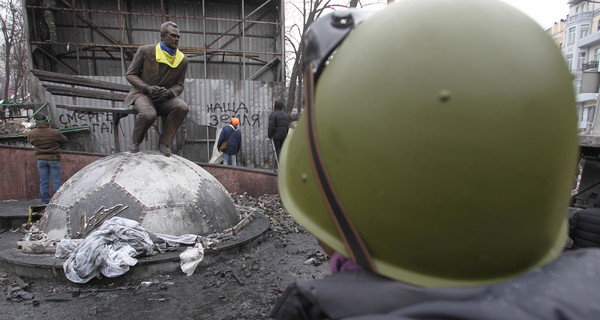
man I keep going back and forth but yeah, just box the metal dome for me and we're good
[39,151,240,240]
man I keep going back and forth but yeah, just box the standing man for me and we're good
[217,117,242,166]
[125,21,189,157]
[267,100,290,161]
[27,113,68,205]
[569,198,600,249]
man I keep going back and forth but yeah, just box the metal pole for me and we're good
[203,0,207,79]
[242,0,246,80]
[270,139,279,171]
[280,0,285,82]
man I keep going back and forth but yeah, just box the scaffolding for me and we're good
[24,0,285,82]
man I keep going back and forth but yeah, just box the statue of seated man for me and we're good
[124,21,189,157]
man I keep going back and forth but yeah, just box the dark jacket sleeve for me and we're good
[224,129,242,154]
[268,112,276,139]
[269,110,290,140]
[569,208,600,249]
[271,250,600,320]
[217,126,229,148]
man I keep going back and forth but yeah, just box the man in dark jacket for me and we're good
[569,197,600,249]
[125,21,189,157]
[217,117,242,166]
[268,100,290,161]
[26,113,68,204]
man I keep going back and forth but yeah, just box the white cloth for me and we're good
[56,217,154,283]
[154,233,199,246]
[179,243,205,276]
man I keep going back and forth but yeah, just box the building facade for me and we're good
[547,19,566,48]
[561,0,600,133]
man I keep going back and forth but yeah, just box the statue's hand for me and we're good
[144,86,168,96]
[152,89,175,102]
[159,90,175,100]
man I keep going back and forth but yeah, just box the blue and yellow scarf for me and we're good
[155,42,184,68]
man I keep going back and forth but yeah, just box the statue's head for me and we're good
[160,21,180,50]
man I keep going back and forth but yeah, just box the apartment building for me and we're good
[548,19,566,48]
[562,0,600,133]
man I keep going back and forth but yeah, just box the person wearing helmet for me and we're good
[270,0,600,319]
[217,117,242,166]
[26,113,68,205]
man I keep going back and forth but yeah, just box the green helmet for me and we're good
[279,0,578,287]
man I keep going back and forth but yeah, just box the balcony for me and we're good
[569,11,593,23]
[579,32,600,48]
[577,92,598,102]
[583,60,599,71]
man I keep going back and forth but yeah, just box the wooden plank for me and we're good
[56,104,135,153]
[56,104,136,114]
[44,85,128,102]
[31,69,132,92]
[185,139,214,143]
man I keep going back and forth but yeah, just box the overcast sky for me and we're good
[499,0,570,29]
[285,1,572,43]
[369,1,572,29]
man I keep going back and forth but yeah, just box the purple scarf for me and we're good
[329,252,364,274]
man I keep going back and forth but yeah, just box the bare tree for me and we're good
[0,0,28,121]
[285,0,327,113]
[0,0,23,101]
[284,0,386,113]
[11,25,30,103]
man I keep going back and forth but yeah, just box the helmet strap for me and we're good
[303,63,376,272]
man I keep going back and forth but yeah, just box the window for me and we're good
[578,52,587,69]
[568,27,576,44]
[595,48,600,62]
[581,24,590,39]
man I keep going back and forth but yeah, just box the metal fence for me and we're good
[41,76,285,169]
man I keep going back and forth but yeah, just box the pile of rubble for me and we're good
[0,194,330,319]
[0,119,29,136]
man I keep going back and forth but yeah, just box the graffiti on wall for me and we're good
[206,102,260,127]
[58,111,115,133]
[57,100,266,133]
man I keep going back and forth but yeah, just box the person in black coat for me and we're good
[268,100,290,161]
[569,197,600,249]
